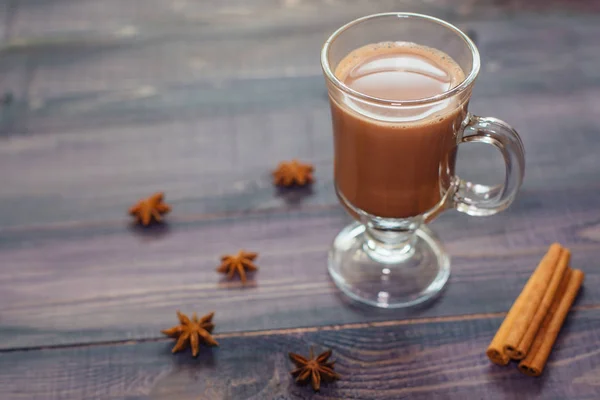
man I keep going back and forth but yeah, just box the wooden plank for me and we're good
[5,13,597,121]
[0,2,598,397]
[8,0,600,40]
[3,0,522,39]
[0,13,599,228]
[3,0,600,350]
[0,308,598,399]
[1,183,600,350]
[4,6,595,100]
[0,1,9,43]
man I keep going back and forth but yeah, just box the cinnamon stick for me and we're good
[503,243,565,360]
[486,243,563,365]
[486,322,511,365]
[518,268,584,376]
[506,247,570,359]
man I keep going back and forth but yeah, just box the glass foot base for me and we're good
[328,222,450,308]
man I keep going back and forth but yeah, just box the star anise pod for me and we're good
[217,250,259,284]
[273,160,314,187]
[129,192,171,226]
[161,311,218,357]
[289,347,340,392]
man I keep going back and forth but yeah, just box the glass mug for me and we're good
[321,13,525,308]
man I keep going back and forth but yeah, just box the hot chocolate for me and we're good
[330,41,467,218]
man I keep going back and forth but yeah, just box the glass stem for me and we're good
[364,218,420,263]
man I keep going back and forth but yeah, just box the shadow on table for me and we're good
[128,221,171,239]
[161,342,217,369]
[274,185,314,206]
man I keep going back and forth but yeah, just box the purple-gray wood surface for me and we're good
[1,0,599,399]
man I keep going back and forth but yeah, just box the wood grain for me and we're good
[8,0,600,40]
[0,9,598,228]
[1,0,598,352]
[1,182,600,350]
[1,0,600,398]
[1,308,598,399]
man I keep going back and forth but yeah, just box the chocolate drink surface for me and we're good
[331,42,467,218]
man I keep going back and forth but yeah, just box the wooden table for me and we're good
[1,0,599,398]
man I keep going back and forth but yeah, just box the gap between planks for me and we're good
[2,303,599,355]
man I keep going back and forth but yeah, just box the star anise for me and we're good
[161,311,218,357]
[289,348,340,392]
[129,192,171,226]
[216,250,259,284]
[273,160,314,187]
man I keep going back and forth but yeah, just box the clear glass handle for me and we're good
[454,115,525,216]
